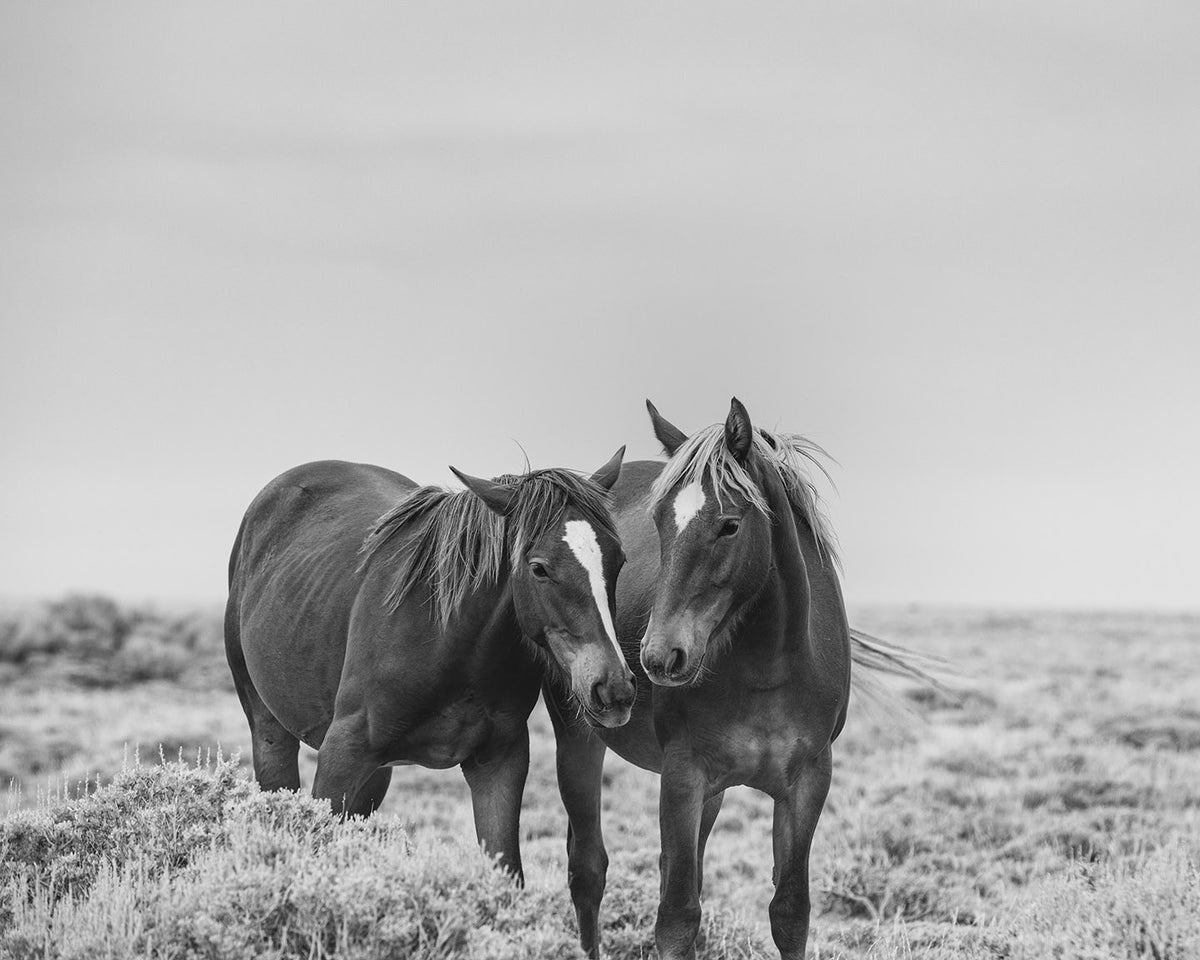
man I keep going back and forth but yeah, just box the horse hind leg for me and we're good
[224,605,301,792]
[248,707,301,793]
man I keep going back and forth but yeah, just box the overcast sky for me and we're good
[2,1,1197,609]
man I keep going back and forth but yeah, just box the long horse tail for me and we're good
[848,628,959,720]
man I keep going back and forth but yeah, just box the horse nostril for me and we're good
[591,680,611,711]
[665,647,687,678]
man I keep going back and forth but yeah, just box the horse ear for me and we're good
[589,445,625,492]
[724,397,753,462]
[645,399,687,456]
[449,467,517,516]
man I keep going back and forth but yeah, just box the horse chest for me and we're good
[359,633,539,769]
[690,691,816,793]
[380,689,525,770]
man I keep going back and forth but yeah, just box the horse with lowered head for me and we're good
[225,449,634,882]
[547,399,932,959]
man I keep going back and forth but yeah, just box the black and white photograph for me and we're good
[2,2,1197,958]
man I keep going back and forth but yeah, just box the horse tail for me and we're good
[848,628,958,719]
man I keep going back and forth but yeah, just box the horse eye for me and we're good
[529,561,550,580]
[718,519,740,538]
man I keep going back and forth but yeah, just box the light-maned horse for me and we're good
[226,451,635,881]
[547,399,921,959]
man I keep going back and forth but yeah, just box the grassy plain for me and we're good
[2,596,1198,957]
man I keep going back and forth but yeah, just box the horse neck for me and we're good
[730,479,822,678]
[444,566,525,661]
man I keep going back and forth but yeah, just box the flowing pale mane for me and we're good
[360,468,615,625]
[649,424,841,567]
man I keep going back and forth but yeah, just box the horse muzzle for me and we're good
[639,627,704,687]
[582,668,636,728]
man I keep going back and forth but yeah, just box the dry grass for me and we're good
[2,599,1198,957]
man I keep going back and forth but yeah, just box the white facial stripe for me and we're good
[672,481,706,534]
[562,520,623,661]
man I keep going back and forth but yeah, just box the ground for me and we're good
[2,597,1198,957]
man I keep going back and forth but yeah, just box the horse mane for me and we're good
[648,424,841,568]
[359,468,616,625]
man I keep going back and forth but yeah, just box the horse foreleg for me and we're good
[313,712,380,817]
[546,689,609,958]
[769,747,832,960]
[461,726,530,885]
[696,789,725,898]
[655,754,707,960]
[346,766,393,817]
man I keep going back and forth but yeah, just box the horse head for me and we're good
[452,447,636,727]
[639,398,783,687]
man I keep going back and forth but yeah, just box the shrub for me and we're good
[1,757,253,912]
[0,595,131,663]
[0,595,226,689]
[110,626,192,683]
[1098,711,1200,752]
[0,760,769,960]
[1008,842,1200,959]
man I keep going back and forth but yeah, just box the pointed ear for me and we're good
[589,445,625,492]
[645,399,687,456]
[724,397,753,462]
[449,467,517,516]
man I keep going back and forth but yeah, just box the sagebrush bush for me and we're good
[0,595,225,688]
[7,604,1199,960]
[1,757,253,911]
[1009,841,1200,960]
[0,760,768,959]
[110,626,192,683]
[0,595,131,663]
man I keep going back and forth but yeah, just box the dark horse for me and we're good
[226,450,635,881]
[548,399,924,959]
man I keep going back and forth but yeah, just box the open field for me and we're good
[3,596,1199,957]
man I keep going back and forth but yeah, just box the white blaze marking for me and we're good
[563,520,623,660]
[672,481,706,533]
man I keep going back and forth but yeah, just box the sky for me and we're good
[2,1,1197,609]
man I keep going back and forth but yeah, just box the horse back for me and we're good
[230,460,416,606]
